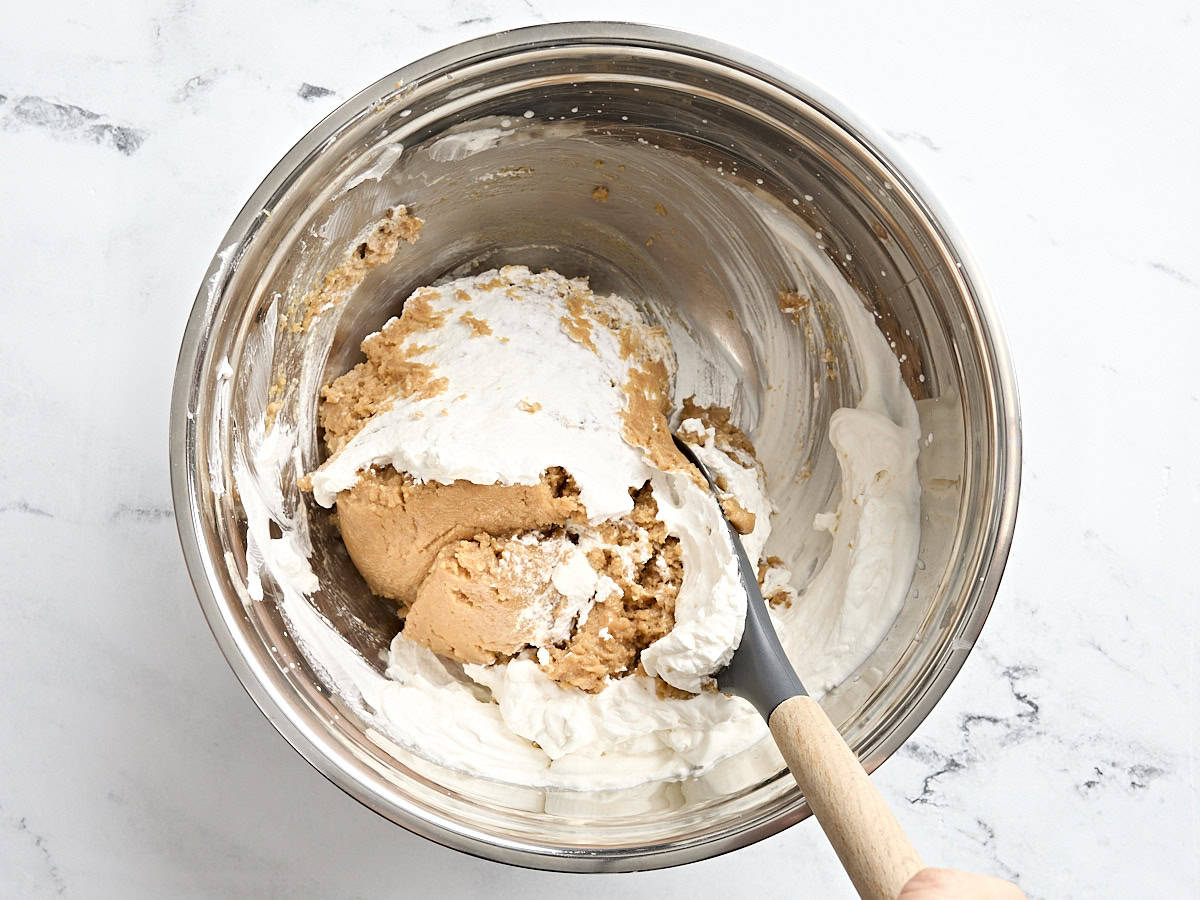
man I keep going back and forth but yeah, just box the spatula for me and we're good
[673,435,924,900]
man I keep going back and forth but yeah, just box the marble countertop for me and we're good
[2,1,1196,897]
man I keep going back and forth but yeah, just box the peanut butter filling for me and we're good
[333,466,583,612]
[542,483,682,692]
[404,532,581,665]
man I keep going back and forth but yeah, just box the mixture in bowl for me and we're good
[236,213,921,790]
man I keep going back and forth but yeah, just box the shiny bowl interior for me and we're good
[170,23,1020,872]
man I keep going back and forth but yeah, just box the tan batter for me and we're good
[404,530,581,665]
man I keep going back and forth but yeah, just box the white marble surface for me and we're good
[1,1,1197,897]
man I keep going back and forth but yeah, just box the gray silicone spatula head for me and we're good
[672,435,807,719]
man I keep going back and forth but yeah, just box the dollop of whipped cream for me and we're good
[309,267,667,518]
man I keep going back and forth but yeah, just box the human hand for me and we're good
[899,867,1026,899]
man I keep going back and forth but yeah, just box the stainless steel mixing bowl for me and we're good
[170,23,1020,871]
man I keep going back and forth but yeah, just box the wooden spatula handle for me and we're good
[770,695,924,900]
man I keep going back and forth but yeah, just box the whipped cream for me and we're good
[308,267,666,517]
